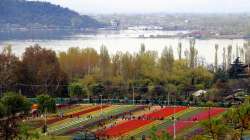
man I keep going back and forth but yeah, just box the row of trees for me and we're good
[58,42,214,100]
[0,45,68,97]
[1,41,250,101]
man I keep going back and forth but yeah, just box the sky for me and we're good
[35,0,250,14]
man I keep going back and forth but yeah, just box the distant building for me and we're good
[110,20,120,30]
[229,57,250,79]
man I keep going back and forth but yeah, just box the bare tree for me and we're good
[214,44,219,72]
[177,42,182,60]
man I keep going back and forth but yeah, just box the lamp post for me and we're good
[43,108,48,134]
[132,85,135,105]
[100,95,103,115]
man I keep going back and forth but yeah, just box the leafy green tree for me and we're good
[0,92,32,140]
[17,124,40,140]
[99,45,111,80]
[233,104,250,139]
[68,83,87,99]
[201,118,229,140]
[160,46,174,73]
[37,94,56,114]
[0,101,6,118]
[1,92,31,116]
[220,97,250,139]
[90,83,105,97]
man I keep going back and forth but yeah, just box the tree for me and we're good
[68,83,87,99]
[1,92,31,116]
[160,46,174,73]
[21,44,68,97]
[227,45,233,69]
[244,42,250,64]
[58,47,99,80]
[201,118,229,140]
[0,92,32,140]
[90,83,105,97]
[189,39,197,69]
[99,45,111,80]
[17,124,40,140]
[111,52,122,77]
[0,45,21,93]
[222,99,250,140]
[166,84,177,105]
[222,47,227,70]
[233,104,250,139]
[0,101,6,118]
[135,49,159,80]
[214,44,219,72]
[177,42,182,60]
[37,94,56,114]
[121,52,135,81]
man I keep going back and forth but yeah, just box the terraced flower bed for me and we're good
[47,105,109,125]
[97,106,187,138]
[64,105,146,135]
[48,105,117,135]
[32,105,226,139]
[167,107,225,135]
[131,107,204,138]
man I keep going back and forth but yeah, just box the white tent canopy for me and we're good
[192,90,207,97]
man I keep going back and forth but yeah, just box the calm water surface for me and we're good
[0,30,246,64]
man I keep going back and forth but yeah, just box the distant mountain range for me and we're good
[0,0,105,30]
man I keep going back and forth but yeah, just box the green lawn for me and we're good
[39,135,71,140]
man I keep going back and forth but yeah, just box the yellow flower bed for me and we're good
[49,105,117,128]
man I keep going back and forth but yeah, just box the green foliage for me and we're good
[0,93,32,140]
[17,123,40,140]
[0,101,6,118]
[197,99,250,140]
[150,126,172,140]
[160,46,174,72]
[201,118,229,140]
[90,83,105,96]
[191,135,209,140]
[37,94,56,114]
[1,92,31,116]
[68,83,86,98]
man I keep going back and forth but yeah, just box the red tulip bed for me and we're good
[98,106,187,137]
[47,105,110,125]
[64,105,147,135]
[167,108,225,135]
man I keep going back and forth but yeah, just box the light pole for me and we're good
[100,95,103,115]
[167,92,170,106]
[132,85,135,105]
[43,108,48,134]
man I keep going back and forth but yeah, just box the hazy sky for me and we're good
[35,0,250,14]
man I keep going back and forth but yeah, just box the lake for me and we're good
[0,29,246,64]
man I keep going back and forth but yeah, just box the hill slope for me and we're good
[0,0,104,29]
